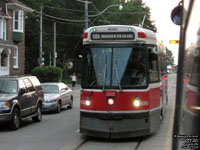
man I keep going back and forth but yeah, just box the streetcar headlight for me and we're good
[133,96,141,107]
[107,98,115,105]
[85,100,91,106]
[85,97,91,106]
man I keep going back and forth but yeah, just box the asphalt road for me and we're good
[0,74,176,150]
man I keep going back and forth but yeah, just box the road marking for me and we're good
[165,98,176,150]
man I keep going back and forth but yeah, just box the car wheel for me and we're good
[68,96,73,109]
[56,101,61,113]
[10,108,20,130]
[32,104,42,122]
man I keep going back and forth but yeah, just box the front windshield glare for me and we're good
[0,80,18,93]
[42,85,59,93]
[82,46,147,88]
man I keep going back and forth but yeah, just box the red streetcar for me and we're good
[79,25,168,138]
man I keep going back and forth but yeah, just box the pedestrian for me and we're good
[71,73,77,90]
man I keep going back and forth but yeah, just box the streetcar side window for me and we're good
[189,57,200,86]
[81,49,97,87]
[149,50,159,82]
[160,55,167,77]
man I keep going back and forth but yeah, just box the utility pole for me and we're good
[53,22,57,66]
[84,0,88,30]
[39,7,43,66]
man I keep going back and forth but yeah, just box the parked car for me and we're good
[0,76,44,130]
[41,82,73,113]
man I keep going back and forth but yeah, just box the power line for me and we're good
[34,10,88,23]
[45,33,82,37]
[42,12,87,23]
[42,17,85,26]
[45,5,148,15]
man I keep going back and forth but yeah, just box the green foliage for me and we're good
[89,0,157,32]
[166,48,175,66]
[32,66,63,82]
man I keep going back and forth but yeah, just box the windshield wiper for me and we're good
[103,56,107,91]
[114,62,122,92]
[0,90,10,94]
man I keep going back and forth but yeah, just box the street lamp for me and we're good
[76,0,123,30]
[86,3,123,29]
[88,4,123,18]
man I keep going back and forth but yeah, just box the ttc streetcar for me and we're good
[79,25,168,138]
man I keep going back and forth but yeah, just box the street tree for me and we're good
[166,48,175,66]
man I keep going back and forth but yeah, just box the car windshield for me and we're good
[0,80,18,94]
[42,85,59,93]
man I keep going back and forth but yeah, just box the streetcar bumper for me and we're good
[80,108,161,139]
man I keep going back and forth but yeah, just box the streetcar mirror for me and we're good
[67,61,73,69]
[171,4,182,25]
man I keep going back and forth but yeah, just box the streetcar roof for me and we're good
[83,25,157,45]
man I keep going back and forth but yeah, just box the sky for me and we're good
[142,0,181,65]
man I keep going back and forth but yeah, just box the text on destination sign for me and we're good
[91,32,135,40]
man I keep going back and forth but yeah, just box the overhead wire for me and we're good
[34,10,88,23]
[45,5,148,15]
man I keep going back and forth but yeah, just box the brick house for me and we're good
[0,0,33,76]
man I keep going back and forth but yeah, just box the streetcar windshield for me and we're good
[82,45,147,89]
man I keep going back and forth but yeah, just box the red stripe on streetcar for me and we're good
[161,77,168,80]
[146,36,157,41]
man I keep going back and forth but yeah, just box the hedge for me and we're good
[32,66,63,82]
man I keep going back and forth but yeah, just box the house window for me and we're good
[13,10,24,32]
[1,50,8,67]
[3,19,6,40]
[0,19,6,40]
[0,19,2,39]
[13,48,18,68]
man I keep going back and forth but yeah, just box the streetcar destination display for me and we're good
[91,32,135,40]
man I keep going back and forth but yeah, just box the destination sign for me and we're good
[91,32,135,40]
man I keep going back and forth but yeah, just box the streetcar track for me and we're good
[134,137,143,150]
[72,138,90,150]
[72,137,142,150]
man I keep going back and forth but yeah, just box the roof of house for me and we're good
[6,0,34,12]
